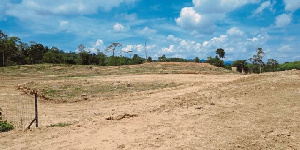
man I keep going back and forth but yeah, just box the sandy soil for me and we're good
[0,64,300,150]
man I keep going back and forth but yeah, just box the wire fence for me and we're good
[0,93,35,130]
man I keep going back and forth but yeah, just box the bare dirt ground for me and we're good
[0,63,300,150]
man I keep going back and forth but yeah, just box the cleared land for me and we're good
[0,62,300,149]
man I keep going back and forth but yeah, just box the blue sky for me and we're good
[0,0,300,62]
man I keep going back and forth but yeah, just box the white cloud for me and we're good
[113,23,129,32]
[162,45,175,53]
[278,45,293,52]
[167,35,181,42]
[227,27,244,36]
[192,0,260,13]
[247,34,265,42]
[253,1,271,15]
[60,20,69,26]
[176,0,259,33]
[6,0,138,17]
[180,40,188,46]
[121,44,144,53]
[0,0,10,20]
[88,39,104,53]
[284,0,300,11]
[176,7,203,28]
[95,39,104,47]
[275,14,292,28]
[175,7,217,32]
[136,27,157,35]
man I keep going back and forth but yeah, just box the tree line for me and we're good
[207,47,299,74]
[0,30,145,67]
[1,30,298,72]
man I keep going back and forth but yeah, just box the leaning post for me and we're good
[35,92,38,127]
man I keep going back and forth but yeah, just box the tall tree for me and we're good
[28,41,45,64]
[195,57,200,63]
[266,59,279,72]
[216,48,225,59]
[0,30,8,67]
[249,48,265,73]
[77,44,91,65]
[105,43,122,57]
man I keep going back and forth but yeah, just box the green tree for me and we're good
[43,47,64,64]
[64,52,77,64]
[266,59,279,72]
[77,44,91,65]
[232,60,249,74]
[131,54,144,64]
[249,48,265,73]
[216,48,225,59]
[0,30,8,67]
[147,56,153,62]
[97,51,107,66]
[195,57,200,63]
[158,54,167,62]
[207,56,225,67]
[27,41,46,64]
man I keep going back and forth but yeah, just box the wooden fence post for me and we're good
[35,92,38,127]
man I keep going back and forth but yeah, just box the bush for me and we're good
[207,56,225,67]
[0,108,14,132]
[278,61,300,71]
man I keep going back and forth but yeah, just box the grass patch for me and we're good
[24,80,182,103]
[47,123,72,127]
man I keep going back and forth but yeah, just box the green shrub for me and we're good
[279,61,300,71]
[0,108,14,132]
[207,56,225,67]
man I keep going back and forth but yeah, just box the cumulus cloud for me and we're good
[88,39,104,53]
[176,7,203,28]
[113,23,129,32]
[162,45,175,53]
[284,0,300,11]
[203,35,228,47]
[275,14,292,28]
[159,35,203,58]
[175,7,218,32]
[176,0,260,33]
[122,44,144,53]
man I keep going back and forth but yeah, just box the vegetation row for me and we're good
[1,30,299,73]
